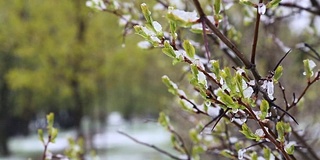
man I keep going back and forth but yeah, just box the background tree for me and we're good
[0,0,176,156]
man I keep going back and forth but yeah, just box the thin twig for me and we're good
[180,95,207,115]
[258,86,299,124]
[244,140,267,150]
[200,109,228,133]
[224,122,233,151]
[310,0,320,10]
[199,109,224,133]
[42,135,52,160]
[211,110,225,131]
[167,126,191,158]
[279,82,289,109]
[279,2,320,16]
[154,0,169,8]
[291,71,320,107]
[251,0,262,64]
[303,43,320,61]
[118,131,186,160]
[184,56,222,87]
[201,17,211,62]
[273,49,292,71]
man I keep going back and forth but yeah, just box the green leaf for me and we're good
[190,65,199,84]
[183,40,195,58]
[169,20,177,40]
[192,145,206,159]
[266,0,282,8]
[68,137,75,146]
[221,67,236,93]
[214,0,221,14]
[235,142,243,151]
[239,0,255,6]
[162,75,179,95]
[162,41,176,59]
[191,64,199,76]
[190,26,205,34]
[158,112,170,128]
[303,59,316,79]
[179,99,193,112]
[38,129,44,144]
[134,25,148,39]
[259,100,269,120]
[273,65,283,83]
[210,60,220,78]
[134,24,162,46]
[263,147,271,160]
[276,122,285,142]
[189,128,200,143]
[46,112,54,128]
[285,143,295,155]
[171,135,185,154]
[140,4,165,37]
[50,127,58,143]
[240,123,259,141]
[145,23,154,32]
[141,3,153,24]
[172,57,182,65]
[284,122,292,133]
[217,90,235,107]
[250,152,258,160]
[189,64,208,97]
[220,150,234,159]
[235,74,244,97]
[276,121,291,143]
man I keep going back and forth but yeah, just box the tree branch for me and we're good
[251,0,262,65]
[201,18,211,62]
[118,131,186,160]
[238,99,293,160]
[208,35,243,66]
[192,0,261,81]
[279,2,320,16]
[285,71,320,112]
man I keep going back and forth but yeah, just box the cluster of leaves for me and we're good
[38,113,59,160]
[38,113,99,160]
[86,0,320,160]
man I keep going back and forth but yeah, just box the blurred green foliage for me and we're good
[0,0,179,155]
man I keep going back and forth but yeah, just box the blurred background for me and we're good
[0,0,319,159]
[0,0,181,159]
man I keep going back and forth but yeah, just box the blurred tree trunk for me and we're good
[72,0,87,133]
[70,79,84,132]
[0,81,10,156]
[71,0,89,159]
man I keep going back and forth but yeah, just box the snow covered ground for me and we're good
[1,112,173,160]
